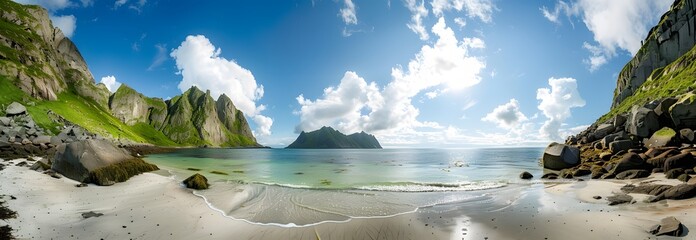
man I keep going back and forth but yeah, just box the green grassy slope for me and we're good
[598,43,696,123]
[0,75,178,146]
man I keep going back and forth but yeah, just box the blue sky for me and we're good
[16,0,673,147]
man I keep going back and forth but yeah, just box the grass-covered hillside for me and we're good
[599,43,696,123]
[0,76,178,146]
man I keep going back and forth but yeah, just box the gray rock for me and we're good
[671,92,696,129]
[541,173,558,179]
[593,124,616,139]
[542,142,580,170]
[645,127,678,148]
[650,216,683,236]
[612,153,647,174]
[665,168,685,179]
[664,152,695,172]
[0,117,10,126]
[32,135,51,145]
[622,184,672,196]
[680,128,694,143]
[661,184,696,200]
[601,131,628,149]
[51,139,136,183]
[609,140,634,154]
[627,106,660,138]
[607,193,633,205]
[615,170,650,179]
[21,138,31,145]
[613,114,627,128]
[519,171,533,180]
[5,102,27,116]
[655,98,678,116]
[50,136,62,146]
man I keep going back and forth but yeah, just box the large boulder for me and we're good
[183,173,209,190]
[654,98,678,127]
[542,142,580,170]
[592,124,615,139]
[627,105,660,138]
[5,102,27,116]
[601,131,628,149]
[670,92,696,129]
[645,127,678,148]
[609,140,634,154]
[650,216,683,237]
[663,152,695,172]
[52,139,159,185]
[615,169,650,179]
[613,114,627,128]
[612,153,648,174]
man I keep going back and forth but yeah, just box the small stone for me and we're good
[592,196,602,200]
[519,171,533,180]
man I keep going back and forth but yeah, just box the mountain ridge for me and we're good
[0,0,260,147]
[286,126,382,149]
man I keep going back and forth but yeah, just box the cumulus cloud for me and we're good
[536,77,585,141]
[147,44,168,70]
[170,35,273,136]
[431,0,495,22]
[405,0,430,40]
[49,15,76,38]
[542,0,672,71]
[482,99,528,129]
[454,17,466,28]
[296,17,485,137]
[339,0,357,25]
[100,76,121,93]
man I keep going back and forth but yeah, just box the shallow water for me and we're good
[146,147,544,226]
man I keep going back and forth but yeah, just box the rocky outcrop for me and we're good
[160,86,258,147]
[0,0,109,106]
[541,142,580,170]
[51,139,158,185]
[613,0,696,108]
[286,126,382,149]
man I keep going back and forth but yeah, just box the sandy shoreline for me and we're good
[2,158,696,239]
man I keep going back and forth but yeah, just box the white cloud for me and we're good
[295,71,380,133]
[431,0,495,22]
[148,44,168,70]
[49,15,76,38]
[542,0,672,71]
[80,0,92,7]
[296,17,485,140]
[454,17,466,28]
[114,0,127,8]
[482,99,528,129]
[405,0,430,40]
[536,77,585,141]
[100,75,121,93]
[339,0,357,25]
[170,35,273,136]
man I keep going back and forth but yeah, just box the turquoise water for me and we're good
[147,147,544,191]
[146,147,545,226]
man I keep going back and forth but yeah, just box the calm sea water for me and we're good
[145,148,545,226]
[146,148,544,191]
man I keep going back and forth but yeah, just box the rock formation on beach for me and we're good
[286,126,382,149]
[541,0,696,212]
[0,0,261,148]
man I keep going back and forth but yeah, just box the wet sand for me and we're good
[1,157,695,239]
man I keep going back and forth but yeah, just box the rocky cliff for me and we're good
[286,126,382,149]
[0,0,109,106]
[0,1,260,147]
[613,0,696,108]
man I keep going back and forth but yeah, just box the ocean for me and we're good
[146,147,545,226]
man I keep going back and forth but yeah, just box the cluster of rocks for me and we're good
[543,94,696,179]
[0,102,96,159]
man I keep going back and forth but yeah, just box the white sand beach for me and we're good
[2,158,695,240]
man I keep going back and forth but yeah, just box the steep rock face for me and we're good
[109,85,151,125]
[286,126,382,149]
[0,0,109,106]
[160,86,257,147]
[613,0,696,108]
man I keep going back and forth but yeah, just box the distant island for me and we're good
[286,126,382,149]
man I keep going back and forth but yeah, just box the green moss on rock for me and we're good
[88,158,159,186]
[183,173,209,190]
